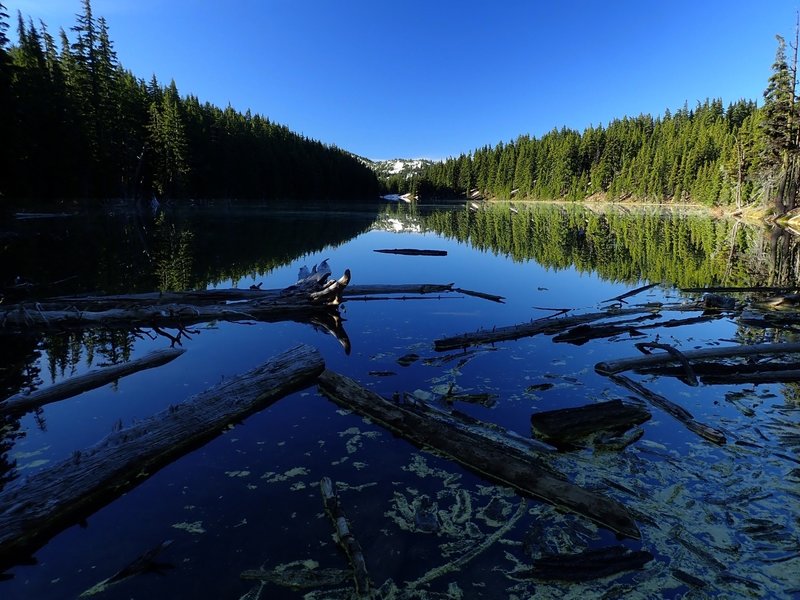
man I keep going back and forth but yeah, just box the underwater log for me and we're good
[524,545,654,581]
[607,374,726,445]
[530,399,651,445]
[319,477,371,597]
[1,348,186,416]
[0,343,324,567]
[317,370,641,540]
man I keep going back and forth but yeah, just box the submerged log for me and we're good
[1,348,186,416]
[530,399,651,445]
[0,344,324,566]
[524,545,654,581]
[595,342,800,375]
[602,282,661,304]
[319,477,371,597]
[317,370,641,539]
[608,374,726,445]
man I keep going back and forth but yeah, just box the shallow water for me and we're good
[1,201,798,599]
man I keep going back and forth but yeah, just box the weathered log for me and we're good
[373,248,447,256]
[317,370,641,539]
[453,288,506,303]
[523,545,654,581]
[79,539,174,597]
[602,282,661,304]
[530,399,651,445]
[1,271,351,329]
[607,374,726,445]
[596,342,800,375]
[702,369,800,384]
[634,342,698,386]
[319,477,371,597]
[434,307,659,351]
[0,344,324,566]
[1,348,186,416]
[553,314,718,345]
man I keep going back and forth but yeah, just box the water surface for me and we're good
[1,201,798,599]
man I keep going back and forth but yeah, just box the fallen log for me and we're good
[320,477,371,598]
[553,314,718,345]
[0,270,351,329]
[0,343,324,567]
[530,399,651,446]
[602,282,661,304]
[434,307,659,351]
[595,342,800,375]
[523,545,654,581]
[607,374,726,445]
[1,348,186,416]
[373,248,447,256]
[317,370,641,539]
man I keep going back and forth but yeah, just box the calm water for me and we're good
[1,201,798,599]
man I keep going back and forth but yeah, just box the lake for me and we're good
[1,200,798,599]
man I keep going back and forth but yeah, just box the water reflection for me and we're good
[1,201,799,598]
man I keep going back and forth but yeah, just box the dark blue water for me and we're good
[1,202,797,599]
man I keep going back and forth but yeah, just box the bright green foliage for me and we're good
[2,0,379,201]
[414,99,765,208]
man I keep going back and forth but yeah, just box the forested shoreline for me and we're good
[404,34,800,218]
[2,0,799,216]
[0,1,379,202]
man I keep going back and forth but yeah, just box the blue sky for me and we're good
[8,0,799,160]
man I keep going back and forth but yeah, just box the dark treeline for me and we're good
[406,33,800,217]
[0,1,379,201]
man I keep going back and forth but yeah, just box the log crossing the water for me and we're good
[317,369,641,539]
[1,348,186,416]
[0,344,324,567]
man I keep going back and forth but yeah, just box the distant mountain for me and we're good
[363,158,434,180]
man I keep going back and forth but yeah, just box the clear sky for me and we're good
[8,0,800,161]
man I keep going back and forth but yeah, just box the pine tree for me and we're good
[762,32,800,214]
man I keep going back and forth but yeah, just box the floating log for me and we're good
[317,370,641,539]
[602,282,661,304]
[1,348,186,416]
[453,287,505,303]
[530,399,651,445]
[373,248,447,256]
[524,545,654,581]
[320,477,371,597]
[553,314,717,345]
[434,307,658,351]
[595,342,800,375]
[0,344,324,566]
[0,270,351,329]
[607,374,726,445]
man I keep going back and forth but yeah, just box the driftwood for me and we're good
[552,314,718,345]
[79,539,174,597]
[373,248,447,256]
[608,374,726,445]
[0,270,351,329]
[320,477,371,597]
[634,342,698,386]
[317,370,641,539]
[1,348,186,416]
[0,343,324,566]
[434,307,659,351]
[523,545,654,581]
[453,287,505,303]
[602,282,661,304]
[595,342,800,375]
[530,399,651,445]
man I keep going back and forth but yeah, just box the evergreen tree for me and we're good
[761,33,800,214]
